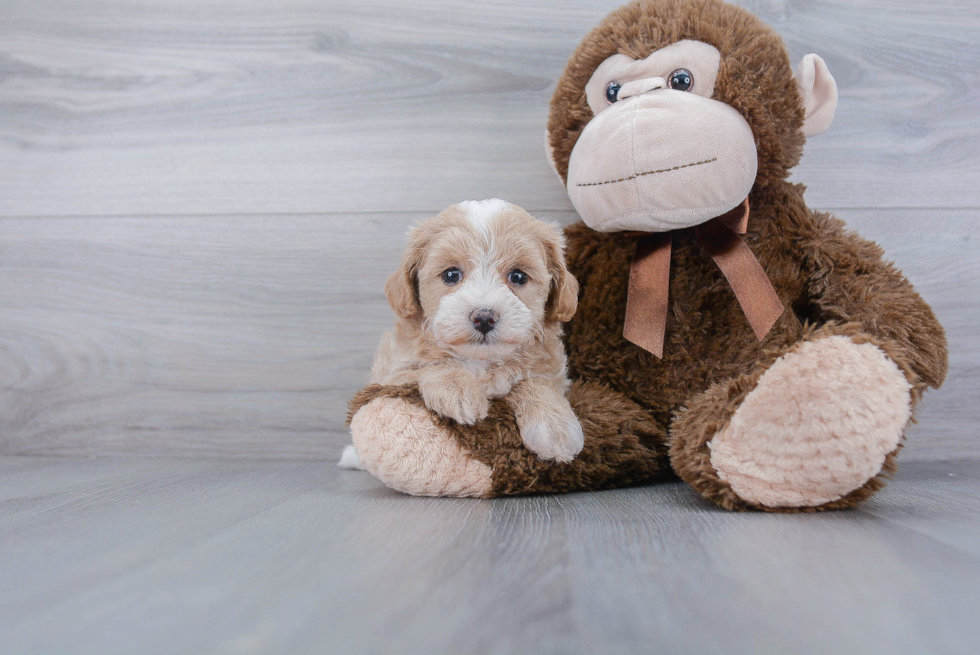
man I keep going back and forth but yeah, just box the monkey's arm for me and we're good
[801,211,948,389]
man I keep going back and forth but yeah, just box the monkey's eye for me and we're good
[442,267,463,285]
[605,82,622,104]
[668,69,694,92]
[507,269,528,286]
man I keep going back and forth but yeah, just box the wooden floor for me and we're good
[1,456,979,654]
[2,0,979,461]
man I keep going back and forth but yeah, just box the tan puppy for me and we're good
[340,199,583,468]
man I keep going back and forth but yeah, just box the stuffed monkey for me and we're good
[348,0,948,511]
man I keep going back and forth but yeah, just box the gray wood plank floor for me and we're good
[1,456,979,654]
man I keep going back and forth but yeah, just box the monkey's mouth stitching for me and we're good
[577,157,718,187]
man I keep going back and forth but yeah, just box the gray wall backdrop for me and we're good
[1,0,977,460]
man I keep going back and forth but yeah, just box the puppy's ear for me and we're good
[543,225,579,323]
[385,226,427,320]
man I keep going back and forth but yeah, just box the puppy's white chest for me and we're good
[459,358,489,377]
[460,358,521,399]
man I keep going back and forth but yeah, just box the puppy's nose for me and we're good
[471,309,498,335]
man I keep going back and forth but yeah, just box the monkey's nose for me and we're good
[618,76,667,100]
[471,309,498,335]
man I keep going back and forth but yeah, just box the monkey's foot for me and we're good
[349,395,493,497]
[707,336,912,508]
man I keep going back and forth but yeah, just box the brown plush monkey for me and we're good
[347,0,948,511]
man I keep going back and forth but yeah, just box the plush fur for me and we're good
[707,334,912,508]
[346,0,948,511]
[349,381,670,497]
[349,394,493,497]
[547,0,807,193]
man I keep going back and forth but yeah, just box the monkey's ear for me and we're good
[795,54,838,137]
[385,228,426,320]
[544,129,564,184]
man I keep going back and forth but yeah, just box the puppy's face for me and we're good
[386,199,578,360]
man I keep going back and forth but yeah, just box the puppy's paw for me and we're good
[517,402,585,463]
[447,392,491,425]
[420,383,490,425]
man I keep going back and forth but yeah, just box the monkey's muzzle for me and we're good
[566,90,758,234]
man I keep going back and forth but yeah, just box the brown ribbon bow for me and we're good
[622,198,784,357]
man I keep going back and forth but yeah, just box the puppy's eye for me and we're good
[605,82,622,104]
[442,267,462,285]
[668,68,694,92]
[507,269,528,286]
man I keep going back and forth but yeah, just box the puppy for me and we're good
[340,199,584,468]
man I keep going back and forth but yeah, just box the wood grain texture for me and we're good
[0,0,978,461]
[0,0,978,216]
[1,209,976,460]
[1,456,979,654]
